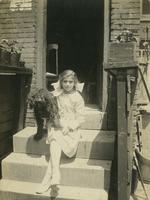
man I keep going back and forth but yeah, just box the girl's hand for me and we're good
[62,126,69,135]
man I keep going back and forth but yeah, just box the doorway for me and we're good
[46,0,104,106]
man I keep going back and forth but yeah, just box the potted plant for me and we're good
[9,40,23,67]
[0,39,11,66]
[0,39,23,67]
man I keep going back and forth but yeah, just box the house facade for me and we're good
[0,0,150,200]
[0,0,149,125]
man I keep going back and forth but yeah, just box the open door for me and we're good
[46,0,104,107]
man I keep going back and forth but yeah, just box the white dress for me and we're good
[46,90,85,158]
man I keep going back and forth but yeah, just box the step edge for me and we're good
[2,153,112,170]
[0,179,108,200]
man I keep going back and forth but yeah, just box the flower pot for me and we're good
[0,49,10,66]
[105,42,138,70]
[10,52,21,67]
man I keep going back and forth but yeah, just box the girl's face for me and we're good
[61,76,75,93]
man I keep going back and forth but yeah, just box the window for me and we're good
[141,0,150,20]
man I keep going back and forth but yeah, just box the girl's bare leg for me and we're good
[42,157,52,184]
[36,138,61,194]
[36,157,52,194]
[50,140,62,185]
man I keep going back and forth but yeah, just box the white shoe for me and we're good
[36,180,51,194]
[50,185,59,197]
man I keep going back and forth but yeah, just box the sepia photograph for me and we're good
[0,0,150,200]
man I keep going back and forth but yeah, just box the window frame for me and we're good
[140,0,150,21]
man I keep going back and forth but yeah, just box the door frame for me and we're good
[36,0,110,110]
[102,0,110,111]
[36,0,47,89]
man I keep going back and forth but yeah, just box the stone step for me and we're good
[81,105,107,129]
[0,179,108,200]
[2,153,111,189]
[13,127,115,160]
[27,104,107,130]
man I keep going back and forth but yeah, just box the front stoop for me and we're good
[26,105,108,130]
[2,153,111,189]
[0,106,115,200]
[13,127,115,160]
[0,180,108,200]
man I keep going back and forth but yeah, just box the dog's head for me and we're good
[28,89,47,108]
[28,88,59,120]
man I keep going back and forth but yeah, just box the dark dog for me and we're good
[28,88,60,141]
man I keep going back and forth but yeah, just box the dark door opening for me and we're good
[46,0,104,106]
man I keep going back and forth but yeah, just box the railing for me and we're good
[105,42,139,200]
[105,42,150,200]
[138,67,150,103]
[134,58,150,200]
[138,49,150,65]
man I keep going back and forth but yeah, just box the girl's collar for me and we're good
[63,89,76,94]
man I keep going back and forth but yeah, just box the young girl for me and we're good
[36,69,85,194]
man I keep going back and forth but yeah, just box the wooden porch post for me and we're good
[36,0,47,88]
[117,70,128,200]
[104,42,138,200]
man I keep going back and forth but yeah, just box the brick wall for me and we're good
[0,0,39,127]
[0,0,36,72]
[109,0,150,101]
[110,0,140,41]
[110,0,150,108]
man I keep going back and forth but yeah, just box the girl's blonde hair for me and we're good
[59,69,78,89]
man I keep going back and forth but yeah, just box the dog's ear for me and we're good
[46,93,59,120]
[27,92,37,109]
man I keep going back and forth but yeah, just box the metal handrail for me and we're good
[138,67,150,103]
